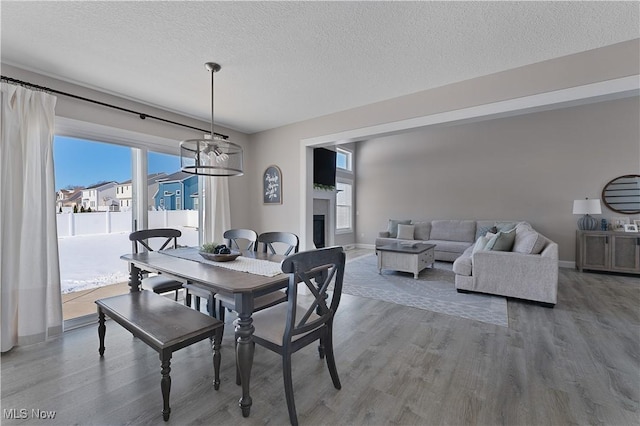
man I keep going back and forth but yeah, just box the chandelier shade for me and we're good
[180,62,244,176]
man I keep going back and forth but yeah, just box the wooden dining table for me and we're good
[120,248,289,418]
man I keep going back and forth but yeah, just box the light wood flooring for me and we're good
[2,264,638,425]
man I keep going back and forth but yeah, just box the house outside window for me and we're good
[336,180,353,232]
[336,147,352,172]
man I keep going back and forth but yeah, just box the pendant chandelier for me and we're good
[180,62,243,176]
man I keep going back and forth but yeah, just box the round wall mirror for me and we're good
[601,174,640,214]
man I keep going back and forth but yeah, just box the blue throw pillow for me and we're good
[475,225,498,240]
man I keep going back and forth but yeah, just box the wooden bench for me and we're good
[95,291,224,421]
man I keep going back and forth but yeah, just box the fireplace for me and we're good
[313,215,325,248]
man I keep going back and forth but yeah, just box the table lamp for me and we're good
[573,198,602,230]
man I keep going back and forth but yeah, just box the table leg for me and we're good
[160,353,172,421]
[235,309,254,417]
[98,308,106,356]
[212,329,221,390]
[128,263,142,292]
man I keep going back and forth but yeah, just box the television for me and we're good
[313,148,336,187]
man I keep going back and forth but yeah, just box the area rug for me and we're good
[343,254,508,327]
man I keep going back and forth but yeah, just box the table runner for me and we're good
[160,247,283,277]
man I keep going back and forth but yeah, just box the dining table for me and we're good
[120,247,289,418]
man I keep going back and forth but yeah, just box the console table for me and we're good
[576,230,640,274]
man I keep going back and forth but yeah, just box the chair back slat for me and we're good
[281,246,345,342]
[130,228,181,253]
[224,229,258,251]
[258,232,299,256]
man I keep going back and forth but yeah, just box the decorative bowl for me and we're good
[199,251,241,262]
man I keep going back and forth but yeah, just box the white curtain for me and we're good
[1,83,62,352]
[203,176,230,245]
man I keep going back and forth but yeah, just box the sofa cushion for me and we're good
[412,221,431,240]
[430,220,476,243]
[428,239,473,254]
[387,219,411,238]
[452,255,472,276]
[397,224,415,240]
[513,228,547,254]
[485,228,516,251]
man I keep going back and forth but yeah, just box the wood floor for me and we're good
[1,266,638,425]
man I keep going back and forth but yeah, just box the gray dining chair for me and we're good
[250,246,346,426]
[257,231,299,256]
[129,228,187,304]
[216,231,300,326]
[224,229,258,252]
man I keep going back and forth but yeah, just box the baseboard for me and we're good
[355,243,376,250]
[559,260,575,269]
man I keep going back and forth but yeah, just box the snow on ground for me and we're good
[58,228,199,294]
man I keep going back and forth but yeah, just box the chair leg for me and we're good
[323,327,341,390]
[185,290,192,308]
[282,351,298,426]
[174,289,179,301]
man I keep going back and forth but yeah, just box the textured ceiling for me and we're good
[1,1,638,134]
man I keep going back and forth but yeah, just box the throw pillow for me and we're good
[495,221,517,232]
[513,229,547,254]
[387,219,411,238]
[472,235,490,254]
[475,225,498,240]
[485,228,517,251]
[396,224,415,240]
[413,221,431,240]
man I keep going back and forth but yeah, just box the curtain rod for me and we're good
[0,75,229,139]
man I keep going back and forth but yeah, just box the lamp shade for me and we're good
[573,199,602,215]
[180,135,243,176]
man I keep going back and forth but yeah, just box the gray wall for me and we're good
[355,97,640,262]
[248,39,639,252]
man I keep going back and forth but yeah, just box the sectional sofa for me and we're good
[375,219,558,306]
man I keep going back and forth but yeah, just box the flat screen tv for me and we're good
[313,148,336,187]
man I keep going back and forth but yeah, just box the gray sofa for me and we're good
[376,219,508,262]
[376,219,558,306]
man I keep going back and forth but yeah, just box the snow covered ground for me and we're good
[57,228,199,294]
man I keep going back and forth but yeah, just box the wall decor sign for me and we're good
[263,165,282,204]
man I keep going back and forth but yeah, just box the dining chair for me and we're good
[224,229,258,252]
[250,246,346,426]
[216,231,299,326]
[183,229,259,317]
[257,231,299,256]
[129,229,188,304]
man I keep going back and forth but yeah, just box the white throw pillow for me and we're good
[396,224,415,240]
[472,235,490,254]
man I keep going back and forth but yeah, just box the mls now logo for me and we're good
[3,408,56,419]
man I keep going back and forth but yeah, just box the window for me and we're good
[336,147,352,172]
[336,181,353,232]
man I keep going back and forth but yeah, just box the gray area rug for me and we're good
[343,254,508,327]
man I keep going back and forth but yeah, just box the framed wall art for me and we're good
[263,165,282,204]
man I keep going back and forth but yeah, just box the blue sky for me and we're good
[53,136,181,190]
